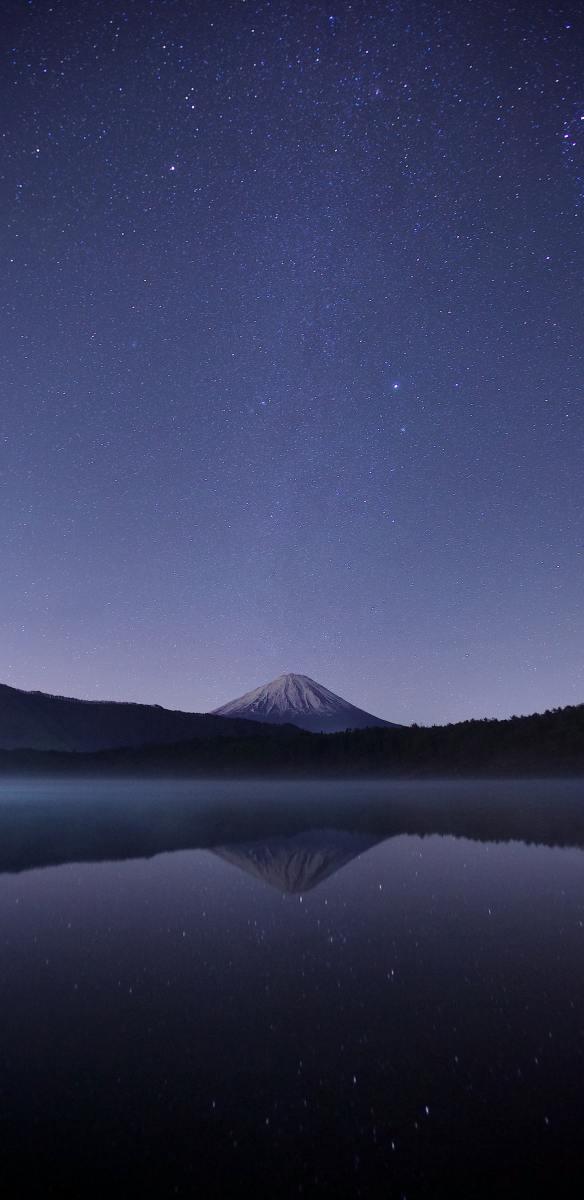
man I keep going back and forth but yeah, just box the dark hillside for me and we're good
[0,703,582,777]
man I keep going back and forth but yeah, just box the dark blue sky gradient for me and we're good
[1,0,582,723]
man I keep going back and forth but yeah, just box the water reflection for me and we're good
[0,777,583,877]
[1,779,584,1196]
[212,829,382,892]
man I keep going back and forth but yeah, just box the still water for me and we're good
[1,779,584,1197]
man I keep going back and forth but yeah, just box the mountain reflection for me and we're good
[0,779,583,877]
[211,829,382,892]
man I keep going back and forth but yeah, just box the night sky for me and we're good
[1,0,582,725]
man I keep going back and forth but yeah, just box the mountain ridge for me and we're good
[0,702,581,776]
[0,681,297,752]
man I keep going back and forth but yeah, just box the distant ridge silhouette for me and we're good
[0,681,295,752]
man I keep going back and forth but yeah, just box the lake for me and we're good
[1,778,584,1197]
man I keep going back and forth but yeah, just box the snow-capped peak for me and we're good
[211,673,398,733]
[214,673,351,717]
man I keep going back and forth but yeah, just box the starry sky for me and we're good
[1,0,582,725]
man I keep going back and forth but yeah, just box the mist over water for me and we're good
[1,778,584,1196]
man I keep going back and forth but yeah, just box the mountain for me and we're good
[212,672,398,733]
[0,682,294,752]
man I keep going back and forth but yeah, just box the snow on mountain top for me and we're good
[213,673,357,718]
[211,673,398,732]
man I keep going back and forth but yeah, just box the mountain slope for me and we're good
[212,672,399,733]
[0,682,291,752]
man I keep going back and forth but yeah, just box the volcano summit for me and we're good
[211,673,398,734]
